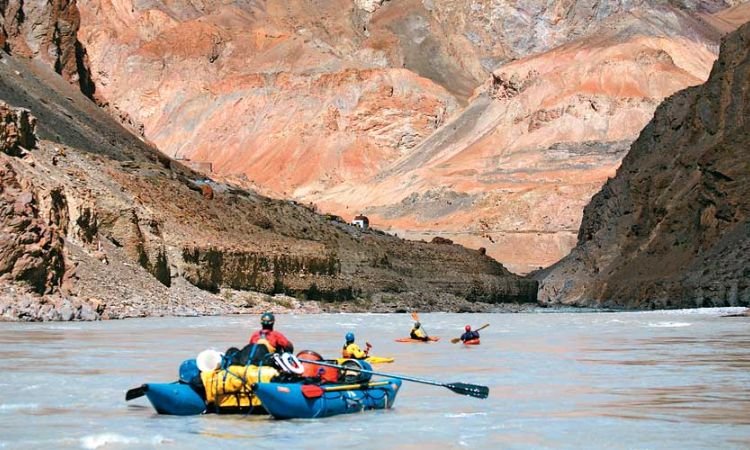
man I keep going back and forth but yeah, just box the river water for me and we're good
[1,309,749,449]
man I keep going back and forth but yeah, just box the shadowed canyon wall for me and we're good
[535,21,750,309]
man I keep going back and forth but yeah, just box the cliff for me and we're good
[535,22,750,309]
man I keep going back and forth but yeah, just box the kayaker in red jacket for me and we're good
[249,312,294,353]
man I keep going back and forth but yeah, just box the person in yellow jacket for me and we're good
[341,332,371,359]
[410,321,430,341]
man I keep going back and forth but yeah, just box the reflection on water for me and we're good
[0,310,748,449]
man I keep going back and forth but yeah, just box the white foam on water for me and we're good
[635,307,747,316]
[0,403,38,412]
[80,433,140,449]
[648,322,692,328]
[44,325,83,330]
[445,412,488,418]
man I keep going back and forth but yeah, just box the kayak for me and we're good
[254,378,402,419]
[335,356,394,364]
[395,337,440,343]
[463,339,480,346]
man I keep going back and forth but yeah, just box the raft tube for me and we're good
[463,339,480,346]
[395,337,440,343]
[142,382,206,416]
[254,378,402,419]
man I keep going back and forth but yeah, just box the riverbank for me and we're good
[0,285,540,322]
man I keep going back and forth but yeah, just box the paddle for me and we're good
[451,323,490,344]
[125,384,148,401]
[298,358,489,399]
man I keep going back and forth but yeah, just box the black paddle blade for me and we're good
[446,382,489,399]
[125,384,148,401]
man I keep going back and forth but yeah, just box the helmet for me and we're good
[414,322,421,328]
[345,332,355,342]
[465,325,471,332]
[260,312,275,326]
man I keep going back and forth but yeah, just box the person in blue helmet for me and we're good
[341,332,371,359]
[249,312,294,354]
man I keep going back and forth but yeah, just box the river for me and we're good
[1,309,749,449]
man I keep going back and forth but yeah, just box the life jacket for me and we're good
[254,330,277,353]
[249,328,294,353]
[411,327,427,339]
[461,331,480,341]
[342,342,366,359]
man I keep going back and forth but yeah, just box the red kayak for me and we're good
[395,337,440,343]
[463,339,480,346]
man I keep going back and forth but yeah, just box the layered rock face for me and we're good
[319,8,727,273]
[0,0,96,97]
[535,22,750,309]
[76,0,750,274]
[0,104,64,294]
[0,48,536,320]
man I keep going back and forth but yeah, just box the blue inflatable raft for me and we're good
[142,382,207,416]
[254,378,402,419]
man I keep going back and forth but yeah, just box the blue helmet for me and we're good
[345,332,355,343]
[414,321,421,328]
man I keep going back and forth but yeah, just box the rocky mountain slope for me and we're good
[535,21,750,309]
[75,0,750,273]
[0,48,536,321]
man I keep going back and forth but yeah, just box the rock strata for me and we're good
[75,1,750,274]
[0,50,536,321]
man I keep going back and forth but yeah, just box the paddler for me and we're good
[341,332,371,359]
[460,325,480,343]
[410,321,430,341]
[249,312,294,354]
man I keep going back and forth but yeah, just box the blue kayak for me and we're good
[254,378,402,419]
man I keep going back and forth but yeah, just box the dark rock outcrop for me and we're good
[536,22,750,309]
[0,102,36,156]
[0,105,66,294]
[0,0,96,98]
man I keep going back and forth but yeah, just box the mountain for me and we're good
[535,21,750,309]
[75,0,750,273]
[0,48,535,321]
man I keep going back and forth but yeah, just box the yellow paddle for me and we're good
[451,323,490,344]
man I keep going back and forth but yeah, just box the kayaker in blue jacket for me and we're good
[341,332,371,359]
[460,325,480,342]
